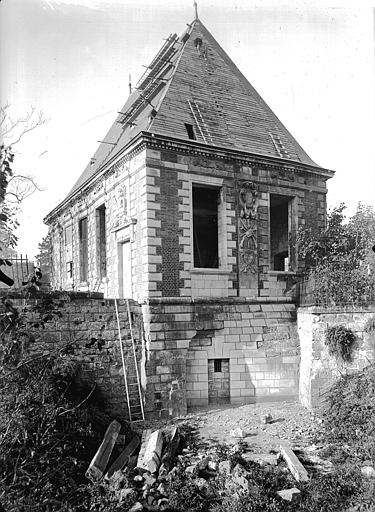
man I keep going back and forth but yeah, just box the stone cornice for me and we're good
[143,132,334,178]
[44,131,334,224]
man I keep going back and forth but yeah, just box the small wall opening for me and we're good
[193,186,219,268]
[208,358,230,404]
[185,123,196,140]
[66,261,73,279]
[270,194,292,271]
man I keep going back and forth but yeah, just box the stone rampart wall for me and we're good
[5,293,351,419]
[298,305,375,410]
[2,292,144,419]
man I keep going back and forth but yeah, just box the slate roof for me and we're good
[61,17,321,206]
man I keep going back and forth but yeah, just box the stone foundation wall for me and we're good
[142,297,300,415]
[2,293,145,419]
[298,305,375,410]
[3,292,304,419]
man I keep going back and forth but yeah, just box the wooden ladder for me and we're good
[114,298,145,424]
[188,99,214,145]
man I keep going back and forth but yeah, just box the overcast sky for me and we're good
[1,0,374,258]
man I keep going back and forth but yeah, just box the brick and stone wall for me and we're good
[49,147,151,302]
[298,305,375,410]
[48,136,330,303]
[143,144,328,300]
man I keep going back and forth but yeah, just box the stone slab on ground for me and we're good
[137,430,163,473]
[241,452,278,466]
[280,444,309,482]
[277,487,301,503]
[106,433,140,478]
[86,420,121,482]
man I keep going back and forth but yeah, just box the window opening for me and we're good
[65,225,72,245]
[184,123,196,140]
[66,261,73,279]
[193,186,219,268]
[96,205,107,278]
[270,194,291,271]
[64,225,73,282]
[214,359,222,372]
[194,37,203,48]
[79,217,88,282]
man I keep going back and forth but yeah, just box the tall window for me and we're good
[65,225,73,280]
[193,186,219,268]
[65,225,72,245]
[270,194,292,271]
[96,205,107,278]
[79,217,88,282]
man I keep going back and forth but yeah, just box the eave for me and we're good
[44,131,334,224]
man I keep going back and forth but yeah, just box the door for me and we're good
[208,359,230,404]
[119,241,132,298]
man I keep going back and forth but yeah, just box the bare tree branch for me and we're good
[5,175,44,204]
[0,106,48,147]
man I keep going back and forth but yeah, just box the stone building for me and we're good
[45,14,334,414]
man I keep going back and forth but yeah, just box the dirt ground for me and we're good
[182,401,320,453]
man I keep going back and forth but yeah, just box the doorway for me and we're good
[119,241,132,298]
[208,359,230,404]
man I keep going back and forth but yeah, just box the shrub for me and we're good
[168,468,217,512]
[320,364,375,461]
[325,325,355,362]
[298,465,363,512]
[0,354,113,511]
[297,203,375,306]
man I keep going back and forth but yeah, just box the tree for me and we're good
[35,232,52,288]
[0,104,46,285]
[297,203,375,306]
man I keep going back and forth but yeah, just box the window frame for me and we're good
[192,184,220,269]
[269,192,297,272]
[96,205,107,279]
[189,176,227,272]
[78,216,88,282]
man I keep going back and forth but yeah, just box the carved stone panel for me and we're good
[238,181,258,295]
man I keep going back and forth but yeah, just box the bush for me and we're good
[297,203,375,306]
[0,354,113,511]
[325,325,355,362]
[298,465,363,512]
[320,364,375,461]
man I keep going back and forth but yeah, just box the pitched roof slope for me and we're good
[150,19,317,165]
[65,18,319,203]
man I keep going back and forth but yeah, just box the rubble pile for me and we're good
[85,419,331,512]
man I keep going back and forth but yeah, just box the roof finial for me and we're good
[193,0,198,20]
[129,74,132,96]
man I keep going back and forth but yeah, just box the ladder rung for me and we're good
[115,297,145,423]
